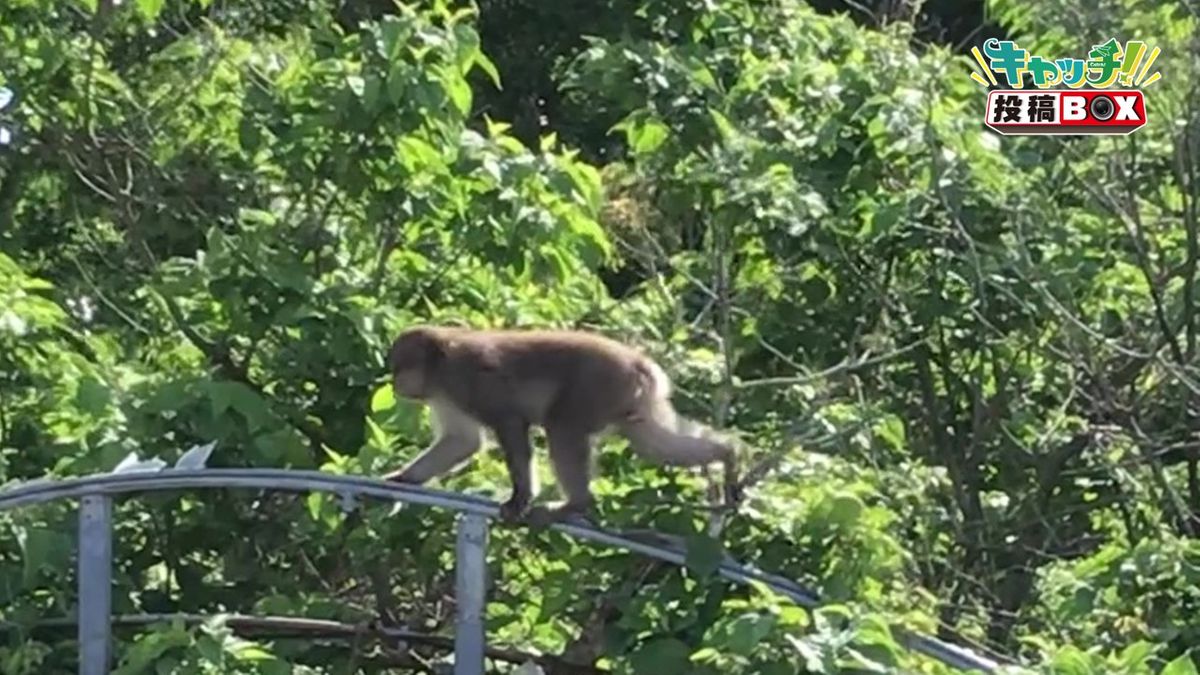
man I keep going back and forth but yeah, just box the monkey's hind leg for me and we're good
[526,424,597,528]
[494,421,536,524]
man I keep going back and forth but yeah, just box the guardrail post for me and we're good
[78,494,113,675]
[453,513,488,675]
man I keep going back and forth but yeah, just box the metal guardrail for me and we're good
[0,469,1006,674]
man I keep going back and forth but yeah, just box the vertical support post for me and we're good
[453,513,488,675]
[78,494,112,675]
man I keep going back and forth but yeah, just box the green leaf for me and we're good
[627,118,669,154]
[708,108,736,140]
[1114,641,1156,669]
[75,376,112,414]
[259,660,294,675]
[691,63,719,91]
[873,417,906,451]
[195,634,224,663]
[19,528,69,586]
[1162,653,1199,675]
[371,385,396,413]
[231,644,277,661]
[305,493,326,522]
[346,75,365,99]
[474,52,503,89]
[397,135,443,171]
[379,18,406,60]
[440,68,472,115]
[723,612,778,654]
[828,493,865,528]
[136,0,165,20]
[867,116,886,141]
[364,417,391,459]
[536,570,576,623]
[629,638,692,674]
[254,429,309,466]
[1048,646,1095,675]
[362,74,383,114]
[113,625,192,675]
[564,162,603,214]
[685,534,724,578]
[206,381,273,432]
[386,62,410,104]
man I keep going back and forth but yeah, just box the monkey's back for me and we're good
[438,327,652,428]
[453,328,645,382]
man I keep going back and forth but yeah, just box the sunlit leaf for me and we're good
[625,117,669,154]
[371,384,396,413]
[136,0,165,20]
[1162,653,1200,675]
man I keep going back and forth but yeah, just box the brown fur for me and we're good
[383,325,740,524]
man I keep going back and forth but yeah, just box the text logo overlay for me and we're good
[970,38,1162,136]
[0,84,11,147]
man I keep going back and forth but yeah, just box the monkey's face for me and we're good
[388,328,443,400]
[391,365,428,399]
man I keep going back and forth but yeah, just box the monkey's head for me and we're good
[388,327,446,400]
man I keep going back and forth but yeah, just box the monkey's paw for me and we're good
[525,506,560,529]
[725,480,745,508]
[526,504,593,529]
[383,470,411,484]
[498,497,529,523]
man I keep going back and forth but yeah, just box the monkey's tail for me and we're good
[618,416,731,463]
[633,357,672,400]
[622,357,733,464]
[629,357,677,428]
[623,357,743,506]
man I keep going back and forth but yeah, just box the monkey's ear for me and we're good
[418,332,447,365]
[389,327,446,370]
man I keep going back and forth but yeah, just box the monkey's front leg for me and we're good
[494,422,535,523]
[385,434,482,484]
[386,402,483,484]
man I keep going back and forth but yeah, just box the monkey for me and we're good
[381,325,741,526]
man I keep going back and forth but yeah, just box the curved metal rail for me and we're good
[0,469,1005,674]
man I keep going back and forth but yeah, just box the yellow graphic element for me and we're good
[1136,46,1161,86]
[1118,41,1145,86]
[970,46,997,87]
[968,39,1163,90]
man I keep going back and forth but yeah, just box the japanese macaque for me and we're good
[383,325,741,525]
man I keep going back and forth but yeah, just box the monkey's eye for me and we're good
[389,349,414,369]
[392,358,423,374]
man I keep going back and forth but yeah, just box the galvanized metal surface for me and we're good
[0,469,1005,673]
[454,513,489,675]
[76,495,112,675]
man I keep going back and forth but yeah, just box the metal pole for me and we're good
[453,513,488,675]
[77,494,113,675]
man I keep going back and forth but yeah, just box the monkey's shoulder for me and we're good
[498,329,642,360]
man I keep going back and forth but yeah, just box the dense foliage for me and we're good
[0,0,1198,672]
